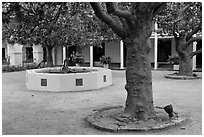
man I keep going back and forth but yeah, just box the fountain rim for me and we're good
[31,66,107,75]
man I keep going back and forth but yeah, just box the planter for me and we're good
[76,63,81,67]
[173,65,179,70]
[103,64,109,69]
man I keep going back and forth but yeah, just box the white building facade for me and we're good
[2,23,202,70]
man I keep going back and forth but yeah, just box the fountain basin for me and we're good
[26,67,112,92]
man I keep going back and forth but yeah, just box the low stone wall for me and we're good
[26,67,112,92]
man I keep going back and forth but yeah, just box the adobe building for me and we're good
[2,23,202,70]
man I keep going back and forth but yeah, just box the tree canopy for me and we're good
[2,2,117,48]
[2,2,119,66]
[157,2,202,40]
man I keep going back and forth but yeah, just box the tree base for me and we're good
[165,73,201,80]
[85,106,186,132]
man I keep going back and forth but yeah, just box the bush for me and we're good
[2,63,37,73]
[100,56,111,64]
[2,65,22,72]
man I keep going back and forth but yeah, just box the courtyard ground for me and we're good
[2,70,202,135]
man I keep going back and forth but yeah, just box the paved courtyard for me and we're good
[2,70,202,135]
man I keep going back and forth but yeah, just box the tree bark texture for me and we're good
[175,38,193,76]
[124,37,155,119]
[46,47,54,67]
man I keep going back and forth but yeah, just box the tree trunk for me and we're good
[89,2,166,120]
[46,47,54,67]
[178,52,193,76]
[175,39,193,76]
[124,36,155,119]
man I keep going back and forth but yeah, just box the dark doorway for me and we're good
[93,42,105,61]
[43,47,47,62]
[26,47,33,62]
[68,46,76,66]
[196,40,202,68]
[157,38,171,62]
[2,48,6,61]
[68,46,76,57]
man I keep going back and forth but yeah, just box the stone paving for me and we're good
[2,70,202,135]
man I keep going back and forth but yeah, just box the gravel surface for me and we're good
[2,70,202,135]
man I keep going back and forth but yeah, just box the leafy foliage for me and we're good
[2,2,117,48]
[2,63,37,72]
[100,56,111,64]
[2,2,119,66]
[157,2,202,36]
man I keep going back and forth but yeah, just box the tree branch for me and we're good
[106,3,131,18]
[106,2,133,27]
[172,22,178,38]
[51,3,63,24]
[186,22,202,41]
[185,36,202,46]
[119,17,128,30]
[190,48,202,58]
[90,2,125,39]
[152,3,166,16]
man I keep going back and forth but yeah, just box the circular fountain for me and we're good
[26,67,112,92]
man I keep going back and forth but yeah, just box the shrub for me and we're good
[100,56,111,64]
[2,63,37,73]
[2,65,19,72]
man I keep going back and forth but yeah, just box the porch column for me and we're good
[90,45,93,67]
[63,46,66,63]
[52,47,55,65]
[7,43,23,66]
[33,45,43,64]
[120,40,124,69]
[154,22,158,69]
[192,41,197,71]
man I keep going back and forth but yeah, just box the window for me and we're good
[76,78,83,86]
[157,38,171,62]
[103,75,106,82]
[41,79,47,86]
[43,47,47,62]
[93,42,105,61]
[26,47,33,62]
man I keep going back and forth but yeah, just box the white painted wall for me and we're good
[26,67,112,92]
[7,43,23,66]
[54,46,63,65]
[105,41,120,63]
[82,46,90,62]
[33,45,43,64]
